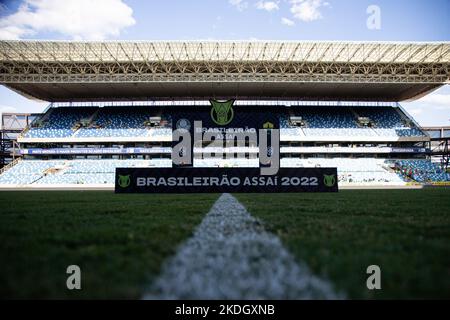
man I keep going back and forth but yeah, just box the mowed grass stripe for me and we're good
[0,191,219,299]
[235,189,450,299]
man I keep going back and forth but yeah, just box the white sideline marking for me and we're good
[143,193,342,299]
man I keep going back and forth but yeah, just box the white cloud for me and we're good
[0,25,30,40]
[229,0,249,11]
[0,0,136,40]
[256,1,279,12]
[281,17,295,26]
[289,0,329,22]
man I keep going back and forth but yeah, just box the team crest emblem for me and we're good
[263,121,274,129]
[323,174,336,187]
[210,99,234,126]
[176,118,191,130]
[118,175,131,188]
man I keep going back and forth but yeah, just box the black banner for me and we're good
[115,167,338,193]
[2,300,439,319]
[171,102,280,168]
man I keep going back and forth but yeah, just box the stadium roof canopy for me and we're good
[0,40,449,102]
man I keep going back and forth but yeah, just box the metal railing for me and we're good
[0,157,21,175]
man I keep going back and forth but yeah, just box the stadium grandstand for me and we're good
[0,40,449,188]
[422,126,450,169]
[0,113,36,169]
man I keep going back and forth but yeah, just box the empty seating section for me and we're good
[280,158,449,184]
[0,160,63,184]
[76,107,171,138]
[300,107,357,128]
[356,107,424,137]
[279,115,290,129]
[24,107,97,138]
[356,107,403,128]
[395,128,424,137]
[24,107,172,139]
[36,173,112,185]
[279,106,424,138]
[194,158,259,167]
[149,128,172,137]
[281,158,406,185]
[394,159,450,182]
[24,105,424,140]
[279,115,304,138]
[0,159,172,185]
[8,104,437,187]
[1,158,447,186]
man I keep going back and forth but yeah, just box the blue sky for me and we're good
[0,0,449,126]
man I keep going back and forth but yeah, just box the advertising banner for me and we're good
[115,167,338,193]
[21,147,171,155]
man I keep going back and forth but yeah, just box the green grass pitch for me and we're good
[0,189,449,299]
[0,191,218,299]
[236,189,450,299]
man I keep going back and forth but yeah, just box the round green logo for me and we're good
[118,174,131,188]
[210,99,234,126]
[323,174,336,187]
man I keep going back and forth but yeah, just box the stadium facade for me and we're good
[0,40,449,188]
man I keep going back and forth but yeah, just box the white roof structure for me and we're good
[0,40,449,102]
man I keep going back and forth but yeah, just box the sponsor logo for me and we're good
[118,174,131,188]
[263,121,274,129]
[210,99,234,125]
[323,174,336,187]
[116,168,339,193]
[176,118,191,130]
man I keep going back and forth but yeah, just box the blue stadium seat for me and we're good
[394,159,450,183]
[0,159,172,185]
[24,107,97,138]
[280,158,406,185]
[279,106,425,138]
[24,107,172,139]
